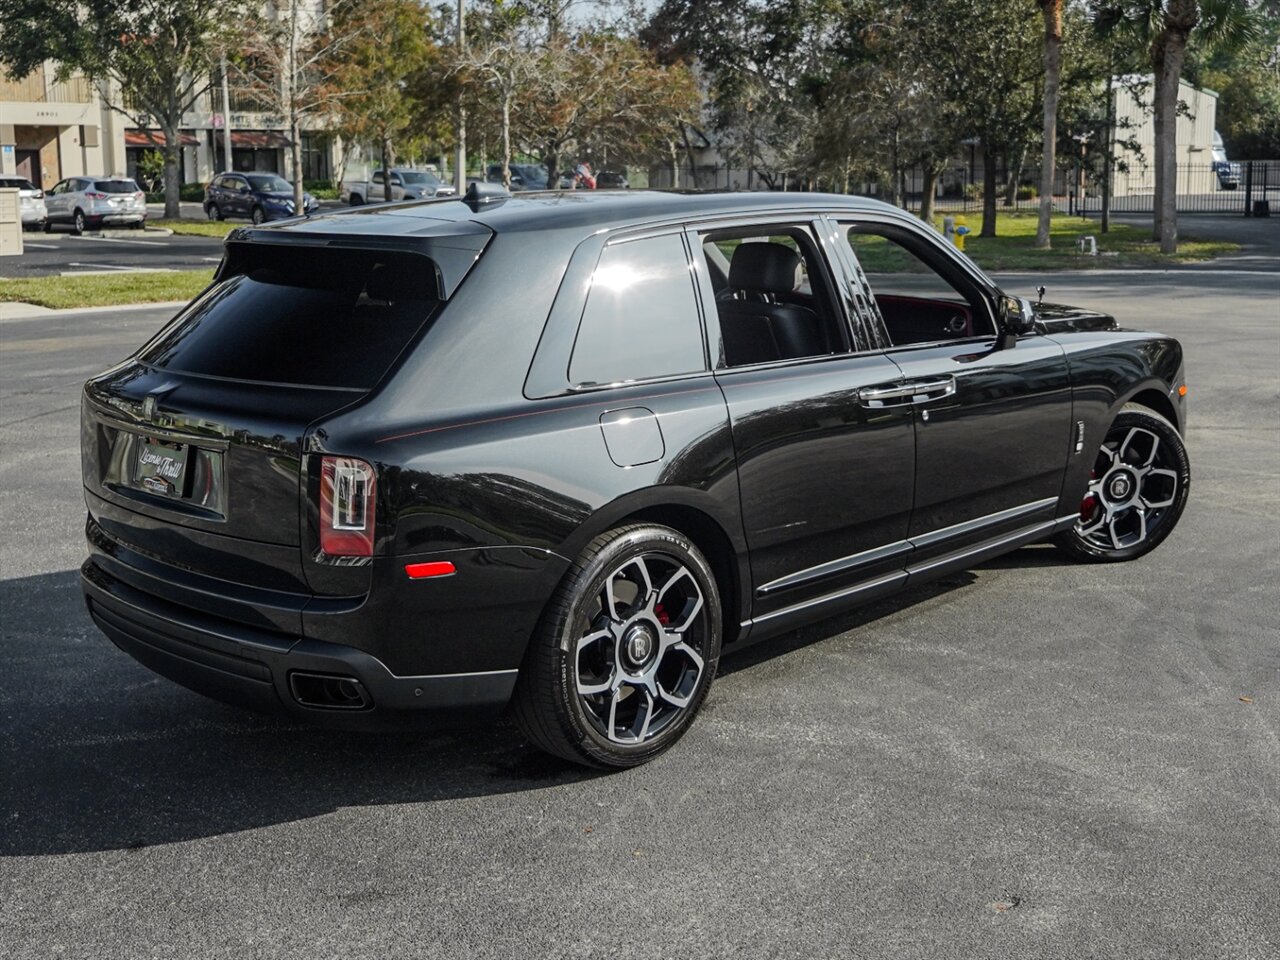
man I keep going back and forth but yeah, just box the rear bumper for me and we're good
[81,556,517,726]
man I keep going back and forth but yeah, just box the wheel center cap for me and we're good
[1108,472,1134,501]
[622,624,656,669]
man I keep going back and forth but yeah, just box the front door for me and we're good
[835,218,1074,567]
[692,219,917,625]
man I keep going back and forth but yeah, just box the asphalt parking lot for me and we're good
[0,229,225,278]
[1,266,1277,957]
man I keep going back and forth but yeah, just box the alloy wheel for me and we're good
[1076,425,1181,551]
[573,553,709,745]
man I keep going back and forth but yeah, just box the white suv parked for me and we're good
[0,176,48,230]
[44,176,147,234]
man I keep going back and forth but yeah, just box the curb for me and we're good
[0,300,187,321]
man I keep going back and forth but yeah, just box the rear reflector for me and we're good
[405,561,457,580]
[319,456,376,557]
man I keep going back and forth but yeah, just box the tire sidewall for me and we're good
[1059,406,1191,562]
[551,526,722,767]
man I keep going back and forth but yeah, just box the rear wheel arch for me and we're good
[554,496,747,646]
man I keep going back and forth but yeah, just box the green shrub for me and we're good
[1016,184,1037,201]
[963,182,982,201]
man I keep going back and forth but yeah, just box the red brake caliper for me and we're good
[654,602,670,626]
[1080,468,1099,522]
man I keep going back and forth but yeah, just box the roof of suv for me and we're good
[251,190,910,241]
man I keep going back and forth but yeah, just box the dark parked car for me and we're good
[486,163,549,191]
[204,172,319,223]
[80,189,1190,768]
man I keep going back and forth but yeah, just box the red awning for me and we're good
[230,130,292,149]
[124,129,199,148]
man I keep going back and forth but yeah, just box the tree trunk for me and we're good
[501,95,512,188]
[669,140,680,189]
[291,114,304,208]
[544,147,560,192]
[1004,144,1025,207]
[920,165,940,224]
[1101,72,1114,234]
[981,142,999,237]
[381,137,393,202]
[161,122,182,220]
[1153,5,1195,255]
[680,126,698,189]
[1035,0,1062,248]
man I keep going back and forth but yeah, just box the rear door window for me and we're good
[568,233,705,387]
[94,180,140,193]
[136,246,443,391]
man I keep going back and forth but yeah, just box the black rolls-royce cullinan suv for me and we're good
[80,188,1190,768]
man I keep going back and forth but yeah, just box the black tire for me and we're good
[207,203,222,221]
[349,193,364,206]
[41,220,52,234]
[1054,403,1190,563]
[250,205,265,225]
[513,523,722,769]
[72,209,86,236]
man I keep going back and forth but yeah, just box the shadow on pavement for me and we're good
[1,544,1072,856]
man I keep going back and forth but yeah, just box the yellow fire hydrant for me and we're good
[954,215,970,252]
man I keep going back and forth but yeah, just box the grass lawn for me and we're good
[0,269,214,309]
[853,211,1238,272]
[151,218,237,238]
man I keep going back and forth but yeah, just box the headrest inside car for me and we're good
[728,242,803,295]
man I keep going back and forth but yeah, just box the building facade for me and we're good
[2,65,339,191]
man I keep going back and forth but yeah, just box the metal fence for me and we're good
[1076,161,1280,216]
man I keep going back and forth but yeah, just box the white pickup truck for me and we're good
[340,168,457,205]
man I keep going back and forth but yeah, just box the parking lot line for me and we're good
[23,242,58,250]
[64,235,168,247]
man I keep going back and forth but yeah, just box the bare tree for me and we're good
[235,0,364,207]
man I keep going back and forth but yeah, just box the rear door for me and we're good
[831,216,1074,567]
[692,216,915,623]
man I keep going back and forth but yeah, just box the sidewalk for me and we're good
[0,300,187,321]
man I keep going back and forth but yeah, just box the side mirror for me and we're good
[997,294,1036,345]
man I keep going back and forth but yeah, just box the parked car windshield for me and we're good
[94,180,141,193]
[246,175,293,193]
[136,246,442,390]
[398,171,441,186]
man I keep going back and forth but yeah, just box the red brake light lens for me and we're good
[319,456,376,557]
[85,191,108,200]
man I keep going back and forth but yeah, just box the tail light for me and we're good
[134,191,144,200]
[34,190,44,199]
[85,191,108,200]
[319,456,376,557]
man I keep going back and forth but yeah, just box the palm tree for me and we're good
[1093,1,1258,253]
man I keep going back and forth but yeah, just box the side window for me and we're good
[839,222,993,346]
[699,224,847,368]
[568,233,705,387]
[372,171,384,184]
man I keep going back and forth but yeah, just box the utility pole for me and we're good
[220,54,233,173]
[455,0,467,194]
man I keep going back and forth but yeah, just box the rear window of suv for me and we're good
[137,246,442,390]
[94,180,141,193]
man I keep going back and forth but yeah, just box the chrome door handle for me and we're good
[858,377,956,406]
